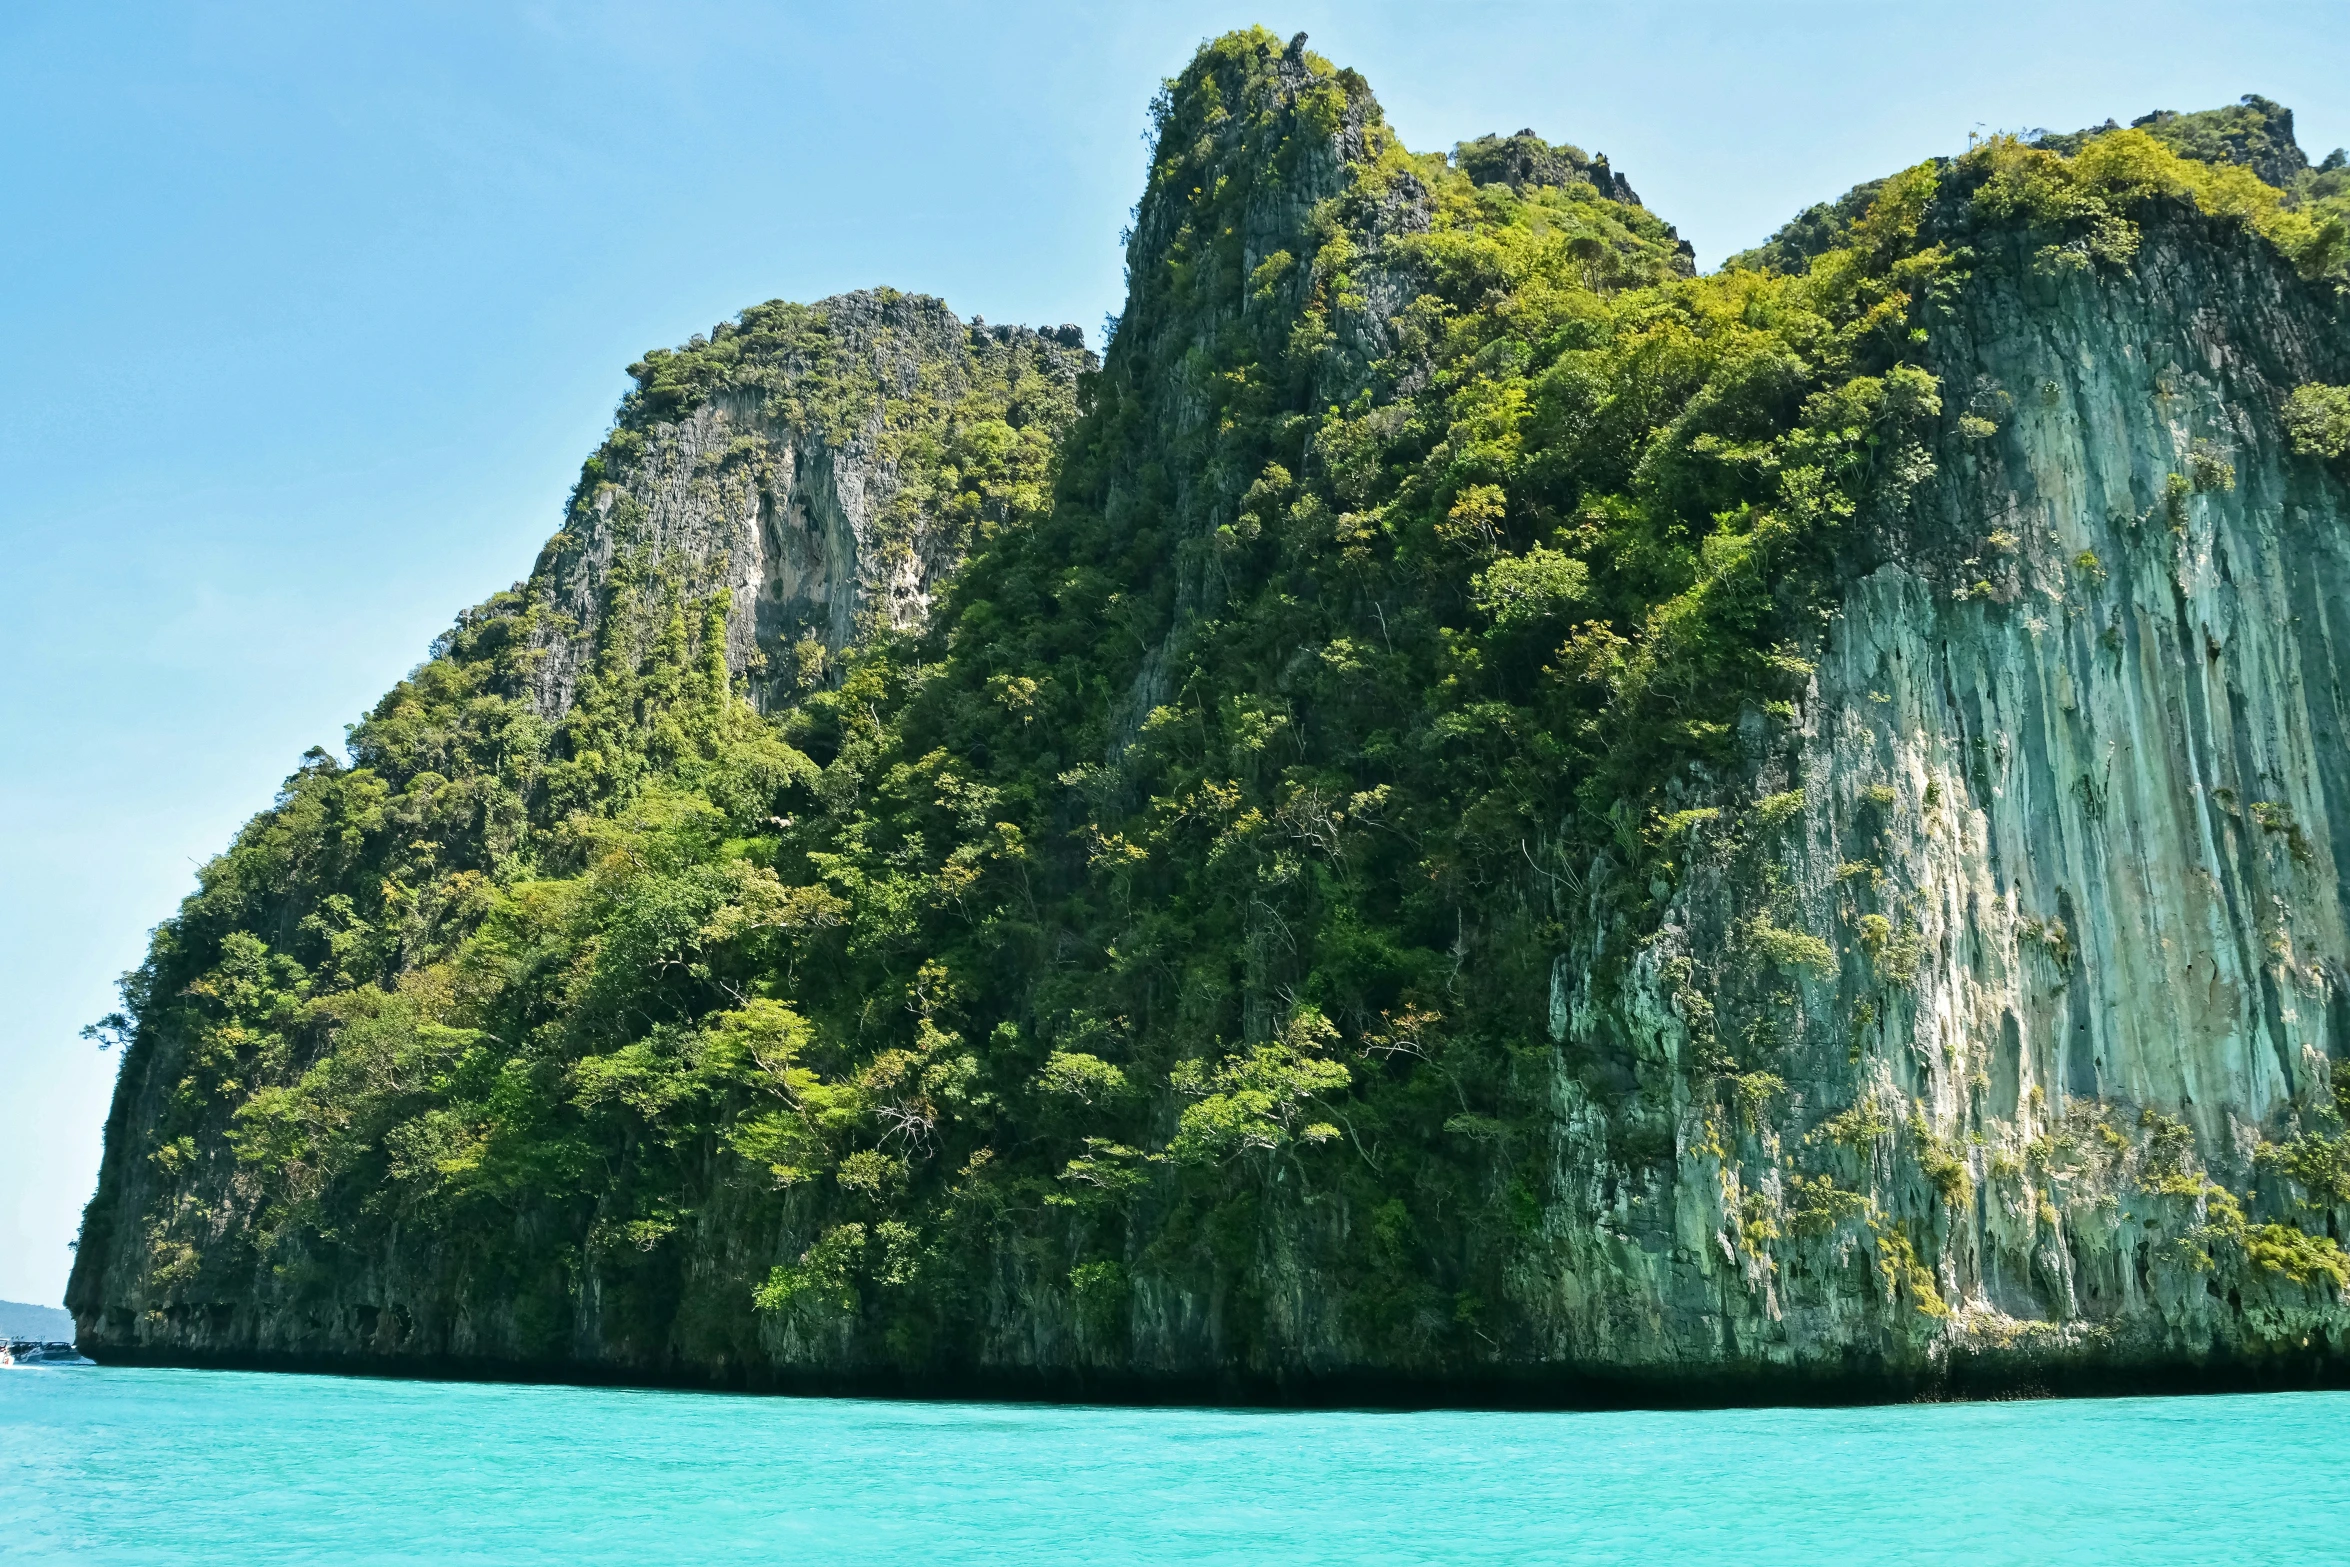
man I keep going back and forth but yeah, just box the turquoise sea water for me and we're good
[5,1365,2348,1564]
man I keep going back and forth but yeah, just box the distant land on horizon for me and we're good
[0,1299,74,1340]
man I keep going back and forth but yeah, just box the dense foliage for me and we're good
[2035,95,2347,205]
[1748,94,2350,281]
[79,32,2350,1370]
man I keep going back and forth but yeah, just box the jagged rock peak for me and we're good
[524,287,1093,716]
[2031,94,2348,194]
[1453,127,1643,208]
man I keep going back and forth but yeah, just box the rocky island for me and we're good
[68,31,2350,1404]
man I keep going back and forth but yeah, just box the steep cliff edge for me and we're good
[70,30,2350,1403]
[1545,207,2350,1384]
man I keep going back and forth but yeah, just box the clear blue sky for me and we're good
[5,0,2345,1309]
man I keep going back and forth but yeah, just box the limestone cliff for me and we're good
[67,31,2350,1404]
[1541,207,2350,1384]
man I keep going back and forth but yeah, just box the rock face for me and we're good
[524,289,1091,715]
[1537,210,2350,1386]
[64,31,2350,1404]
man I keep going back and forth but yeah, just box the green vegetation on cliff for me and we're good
[74,30,2350,1387]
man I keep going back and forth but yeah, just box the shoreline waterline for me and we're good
[64,1337,2350,1412]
